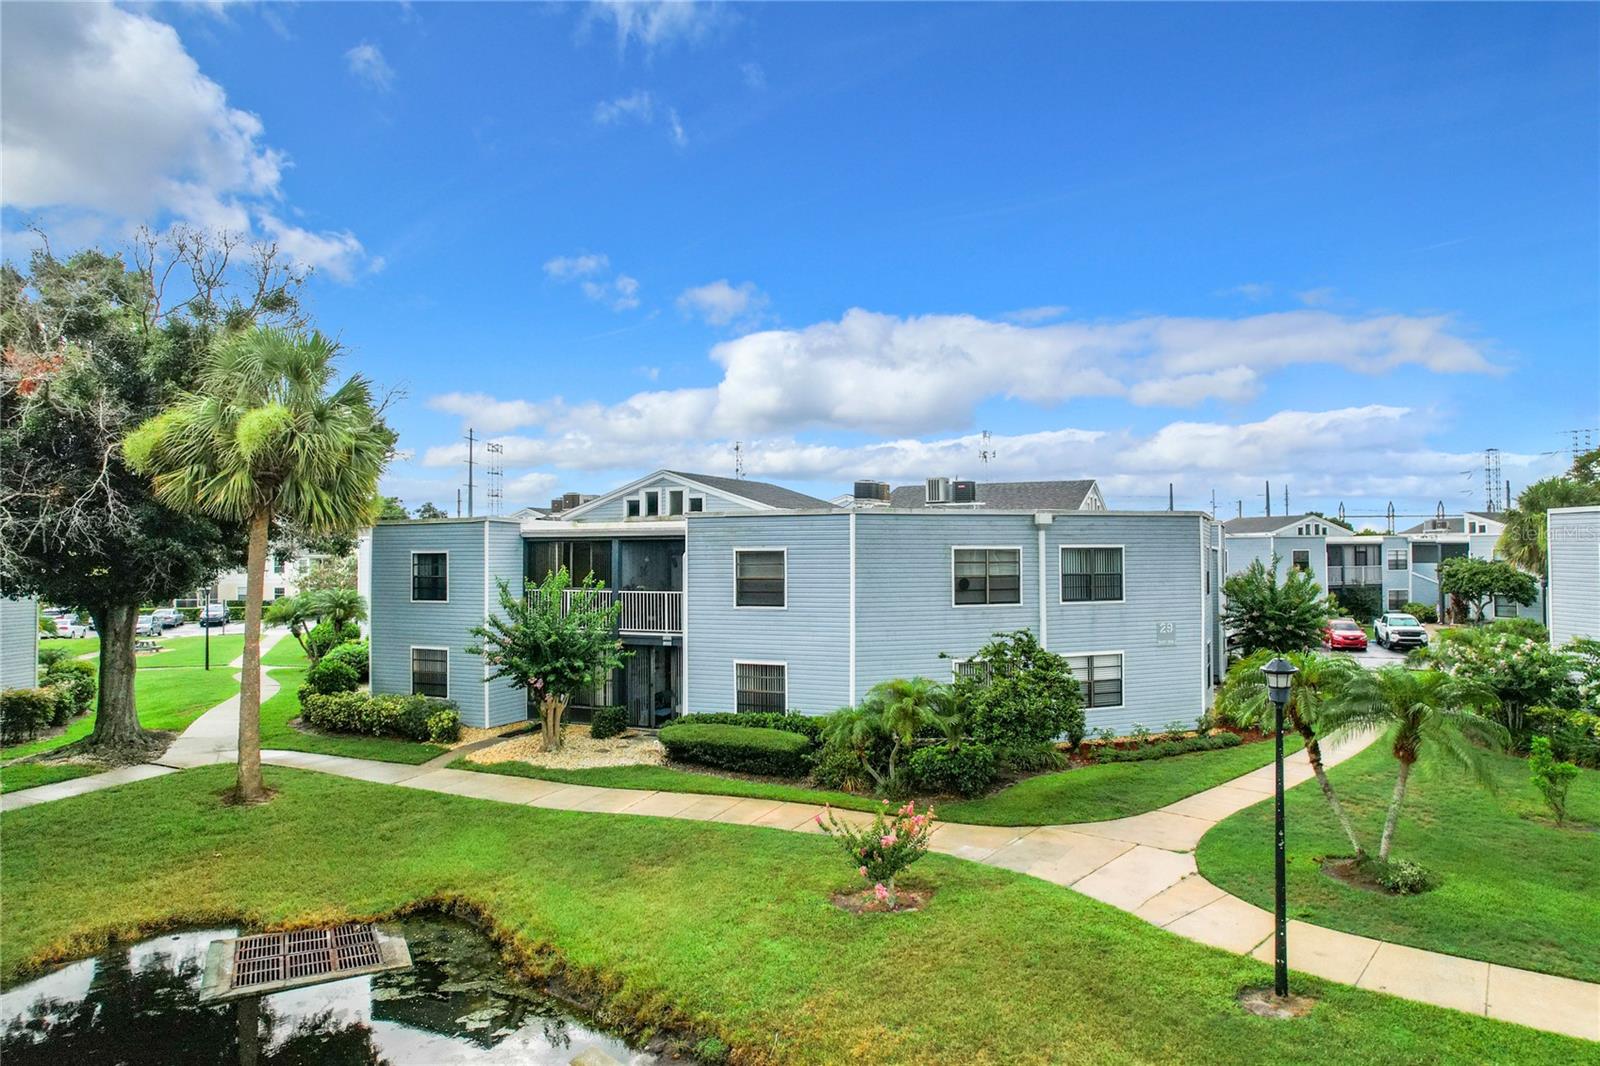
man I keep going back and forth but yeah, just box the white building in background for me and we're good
[1547,506,1600,646]
[172,549,324,607]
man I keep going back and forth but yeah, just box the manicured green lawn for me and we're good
[262,636,310,667]
[259,666,444,765]
[137,633,246,668]
[0,667,240,762]
[0,768,1582,1064]
[1197,741,1600,983]
[459,735,1300,826]
[42,636,100,658]
[0,762,100,794]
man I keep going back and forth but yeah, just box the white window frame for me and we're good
[410,644,450,698]
[733,547,787,610]
[1066,649,1125,711]
[688,495,705,513]
[669,488,685,516]
[644,489,661,517]
[733,659,787,713]
[1059,544,1126,605]
[410,550,450,604]
[950,545,1024,608]
[626,498,641,518]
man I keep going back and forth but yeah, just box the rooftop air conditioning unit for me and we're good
[952,479,977,503]
[925,477,952,505]
[853,479,891,504]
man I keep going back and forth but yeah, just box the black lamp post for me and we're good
[1260,655,1298,998]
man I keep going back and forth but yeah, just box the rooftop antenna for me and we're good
[1386,501,1395,534]
[1566,428,1597,465]
[733,440,745,480]
[978,430,995,466]
[1436,500,1446,524]
[464,427,477,517]
[1483,448,1502,512]
[1337,502,1346,525]
[485,442,504,516]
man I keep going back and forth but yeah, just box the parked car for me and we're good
[151,608,183,630]
[53,614,96,639]
[136,614,162,637]
[199,604,229,628]
[1374,612,1429,651]
[1322,618,1368,652]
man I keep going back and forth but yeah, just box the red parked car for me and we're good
[1322,618,1368,652]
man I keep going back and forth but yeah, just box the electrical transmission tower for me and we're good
[978,430,995,466]
[485,442,504,516]
[1483,448,1502,512]
[733,441,745,479]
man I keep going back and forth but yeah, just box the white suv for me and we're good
[1374,612,1429,651]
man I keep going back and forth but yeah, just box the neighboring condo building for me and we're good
[1,597,40,691]
[1547,506,1600,646]
[1221,511,1543,621]
[362,471,1224,736]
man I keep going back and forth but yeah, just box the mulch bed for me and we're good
[830,886,934,915]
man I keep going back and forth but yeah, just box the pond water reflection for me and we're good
[0,916,662,1065]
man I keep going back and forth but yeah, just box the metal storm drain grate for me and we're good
[199,924,410,1002]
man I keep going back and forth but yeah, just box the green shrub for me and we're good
[36,645,72,668]
[1331,585,1382,625]
[227,605,245,621]
[299,690,459,743]
[677,711,824,743]
[303,657,360,696]
[907,742,996,797]
[1360,856,1437,895]
[1482,617,1548,642]
[178,606,202,622]
[953,630,1085,750]
[659,722,814,777]
[989,739,1066,772]
[1528,736,1579,824]
[811,740,875,792]
[1525,706,1599,768]
[1402,602,1438,624]
[588,705,628,739]
[323,639,370,682]
[306,620,360,661]
[41,659,96,721]
[1093,732,1243,764]
[0,688,62,743]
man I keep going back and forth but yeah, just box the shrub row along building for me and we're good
[360,471,1224,734]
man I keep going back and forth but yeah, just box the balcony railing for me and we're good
[559,588,682,636]
[1326,564,1383,587]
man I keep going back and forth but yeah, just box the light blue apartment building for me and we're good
[1221,510,1544,621]
[1547,506,1600,646]
[361,471,1224,736]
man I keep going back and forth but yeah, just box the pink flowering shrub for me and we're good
[817,800,936,906]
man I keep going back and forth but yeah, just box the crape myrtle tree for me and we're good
[468,568,628,752]
[1436,557,1538,625]
[0,231,303,757]
[126,327,394,802]
[1220,557,1332,656]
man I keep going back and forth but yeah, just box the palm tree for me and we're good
[125,328,392,802]
[823,677,956,792]
[1320,666,1506,860]
[263,593,316,657]
[1216,649,1368,858]
[311,587,367,633]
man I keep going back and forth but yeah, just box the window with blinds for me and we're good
[1061,547,1123,602]
[411,647,449,698]
[735,550,786,607]
[412,553,447,601]
[735,662,785,713]
[953,548,1021,605]
[1066,653,1123,708]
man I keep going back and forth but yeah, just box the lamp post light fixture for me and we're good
[1259,655,1298,998]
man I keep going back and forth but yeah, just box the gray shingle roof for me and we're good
[669,471,835,510]
[1222,514,1314,535]
[886,479,1099,510]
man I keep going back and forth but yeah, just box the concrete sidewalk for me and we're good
[2,681,1595,1042]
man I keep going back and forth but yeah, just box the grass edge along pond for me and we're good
[1196,740,1600,984]
[0,765,1586,1065]
[458,731,1303,827]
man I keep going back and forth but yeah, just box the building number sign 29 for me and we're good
[1155,621,1177,646]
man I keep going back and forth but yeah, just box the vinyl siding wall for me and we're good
[1548,508,1600,646]
[367,518,525,728]
[1,597,38,691]
[570,475,764,523]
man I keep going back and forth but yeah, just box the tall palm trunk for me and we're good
[1378,758,1412,861]
[1294,717,1364,858]
[85,602,154,752]
[236,507,270,801]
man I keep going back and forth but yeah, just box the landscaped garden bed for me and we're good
[0,765,1587,1064]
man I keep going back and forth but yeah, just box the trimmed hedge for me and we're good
[41,660,96,721]
[1,688,68,743]
[303,657,360,696]
[299,690,460,743]
[589,705,629,739]
[1401,602,1438,624]
[659,722,814,777]
[907,742,997,797]
[1093,732,1242,764]
[677,712,824,744]
[323,640,370,682]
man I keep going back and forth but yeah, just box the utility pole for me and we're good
[465,428,477,517]
[1265,481,1271,518]
[1237,500,1243,519]
[1284,485,1289,515]
[456,488,462,518]
[1168,483,1174,511]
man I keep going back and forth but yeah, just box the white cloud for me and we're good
[0,4,374,279]
[543,252,610,279]
[257,212,374,282]
[1297,286,1336,307]
[582,274,641,311]
[592,90,687,147]
[740,61,766,89]
[344,42,395,91]
[428,392,554,434]
[676,279,769,327]
[1001,305,1068,324]
[1128,366,1258,407]
[586,1,724,56]
[1224,282,1273,301]
[507,471,561,501]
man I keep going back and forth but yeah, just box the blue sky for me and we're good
[4,2,1596,521]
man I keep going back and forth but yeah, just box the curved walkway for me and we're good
[3,669,1595,1043]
